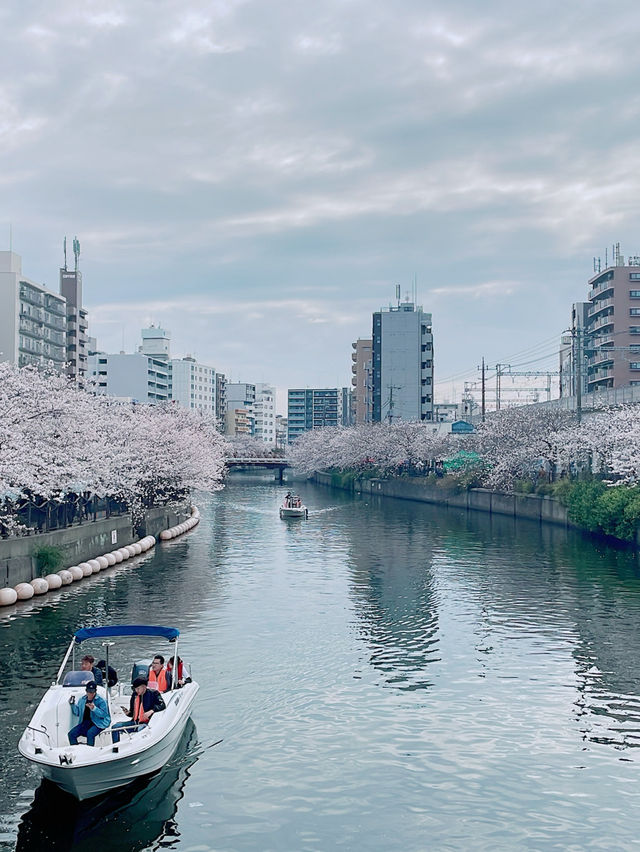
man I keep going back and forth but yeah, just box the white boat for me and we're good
[18,625,199,801]
[279,496,308,519]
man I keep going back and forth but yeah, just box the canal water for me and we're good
[2,479,640,850]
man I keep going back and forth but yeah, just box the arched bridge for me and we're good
[226,458,292,481]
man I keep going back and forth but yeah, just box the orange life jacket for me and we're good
[133,694,151,723]
[148,667,169,693]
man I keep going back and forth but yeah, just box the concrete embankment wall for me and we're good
[0,505,189,588]
[313,472,573,527]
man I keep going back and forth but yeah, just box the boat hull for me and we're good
[279,507,308,519]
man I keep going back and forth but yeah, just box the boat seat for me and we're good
[131,660,151,684]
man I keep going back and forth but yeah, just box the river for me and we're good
[1,478,640,850]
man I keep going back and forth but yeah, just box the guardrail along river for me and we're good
[2,479,640,850]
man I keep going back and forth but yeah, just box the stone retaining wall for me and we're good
[313,472,573,527]
[0,504,189,588]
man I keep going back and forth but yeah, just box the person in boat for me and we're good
[68,680,111,747]
[284,492,292,508]
[96,658,119,688]
[111,676,165,743]
[166,655,191,687]
[80,654,103,686]
[148,655,172,693]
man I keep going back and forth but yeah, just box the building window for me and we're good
[630,273,640,280]
[631,309,640,316]
[631,327,640,335]
[631,363,640,370]
[630,290,640,298]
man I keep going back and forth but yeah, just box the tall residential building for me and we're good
[59,261,88,383]
[585,253,640,391]
[559,302,590,398]
[170,356,217,413]
[287,387,348,443]
[216,373,227,428]
[226,382,256,437]
[254,383,276,446]
[0,251,67,371]
[351,338,373,424]
[372,300,434,422]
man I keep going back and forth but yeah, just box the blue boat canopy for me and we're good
[74,625,180,644]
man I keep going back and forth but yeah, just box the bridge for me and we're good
[226,458,292,481]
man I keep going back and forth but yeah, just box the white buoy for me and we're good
[97,556,109,569]
[15,582,35,600]
[147,536,156,546]
[58,570,73,585]
[117,548,130,560]
[45,574,62,590]
[0,587,18,606]
[30,578,49,595]
[159,530,171,541]
[87,559,101,573]
[132,543,142,555]
[69,566,84,581]
[124,545,137,558]
[105,553,117,566]
[78,562,93,577]
[111,550,124,563]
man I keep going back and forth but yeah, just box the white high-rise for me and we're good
[0,251,67,372]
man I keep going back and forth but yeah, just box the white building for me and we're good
[170,356,217,414]
[89,350,170,403]
[0,251,67,372]
[254,383,276,446]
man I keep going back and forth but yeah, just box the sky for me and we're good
[3,0,640,413]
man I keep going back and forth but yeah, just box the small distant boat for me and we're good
[18,624,199,800]
[279,495,308,519]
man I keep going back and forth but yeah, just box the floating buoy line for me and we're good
[0,506,200,607]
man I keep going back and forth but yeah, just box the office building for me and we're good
[88,325,171,403]
[226,383,256,437]
[372,299,434,422]
[351,338,373,424]
[585,251,640,390]
[287,387,348,443]
[0,251,67,371]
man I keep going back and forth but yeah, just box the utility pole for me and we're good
[481,357,486,422]
[575,328,582,424]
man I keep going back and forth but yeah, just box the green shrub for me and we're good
[514,479,534,494]
[33,545,63,576]
[562,481,640,542]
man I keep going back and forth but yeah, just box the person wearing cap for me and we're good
[68,681,111,746]
[111,677,165,744]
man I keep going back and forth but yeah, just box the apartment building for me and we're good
[372,300,434,422]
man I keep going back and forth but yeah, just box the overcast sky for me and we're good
[3,0,640,412]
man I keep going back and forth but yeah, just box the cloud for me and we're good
[3,0,640,403]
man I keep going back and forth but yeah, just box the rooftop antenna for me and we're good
[605,247,608,267]
[63,236,68,271]
[395,284,400,306]
[73,236,80,272]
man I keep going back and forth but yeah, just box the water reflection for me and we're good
[15,720,199,852]
[346,500,441,691]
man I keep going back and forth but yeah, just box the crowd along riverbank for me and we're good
[313,472,640,549]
